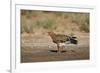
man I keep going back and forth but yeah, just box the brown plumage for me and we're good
[48,32,68,43]
[48,32,69,53]
[48,32,78,53]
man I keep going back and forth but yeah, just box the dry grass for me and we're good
[21,10,89,34]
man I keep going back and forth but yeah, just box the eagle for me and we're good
[48,32,78,53]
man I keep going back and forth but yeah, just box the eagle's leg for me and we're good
[61,46,64,52]
[57,43,61,53]
[59,43,66,52]
[61,45,65,52]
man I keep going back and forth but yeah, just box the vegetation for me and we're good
[21,10,90,34]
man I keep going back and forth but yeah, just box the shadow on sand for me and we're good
[49,50,67,53]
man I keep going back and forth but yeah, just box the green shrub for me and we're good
[80,23,89,32]
[35,18,55,29]
[71,13,90,32]
[21,24,34,33]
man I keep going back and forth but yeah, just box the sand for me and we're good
[21,33,89,63]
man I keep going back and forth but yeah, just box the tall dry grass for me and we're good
[21,10,89,34]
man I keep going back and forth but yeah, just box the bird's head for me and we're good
[48,31,55,36]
